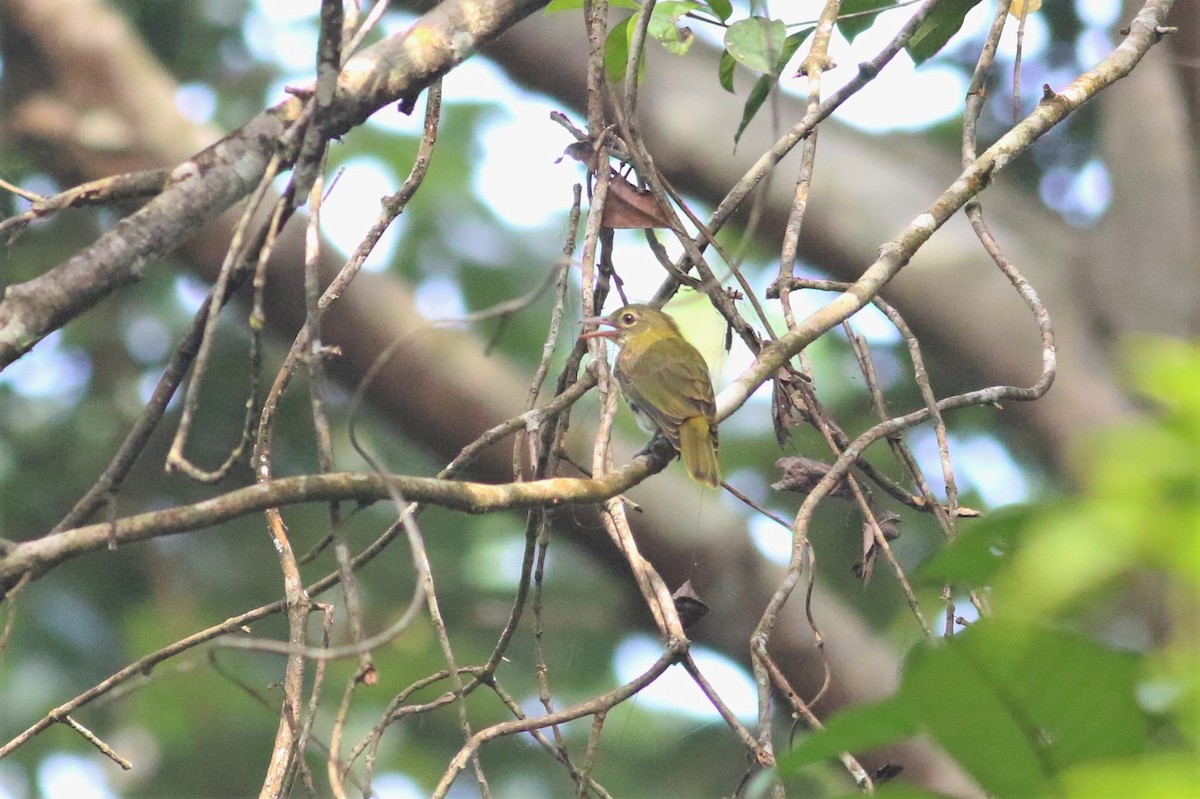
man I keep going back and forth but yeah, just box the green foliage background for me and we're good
[778,337,1200,798]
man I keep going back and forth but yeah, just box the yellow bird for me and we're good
[582,304,720,488]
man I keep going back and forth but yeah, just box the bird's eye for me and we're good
[621,312,637,325]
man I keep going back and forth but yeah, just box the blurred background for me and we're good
[0,0,1196,796]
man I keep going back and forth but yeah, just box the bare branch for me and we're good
[0,461,668,599]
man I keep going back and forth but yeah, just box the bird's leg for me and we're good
[634,432,678,462]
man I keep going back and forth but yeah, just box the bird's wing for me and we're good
[619,337,716,444]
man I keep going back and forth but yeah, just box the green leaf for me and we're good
[704,0,733,22]
[902,622,1147,797]
[718,49,736,93]
[1011,636,1146,768]
[648,1,703,56]
[917,504,1037,585]
[781,622,1149,799]
[724,17,787,74]
[855,787,956,799]
[776,28,813,75]
[776,697,917,774]
[733,73,772,146]
[1122,334,1200,424]
[546,0,640,11]
[651,0,703,23]
[730,30,810,145]
[837,0,895,42]
[906,0,981,64]
[1062,754,1200,799]
[604,16,633,83]
[900,631,1050,798]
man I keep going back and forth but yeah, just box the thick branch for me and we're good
[0,0,550,368]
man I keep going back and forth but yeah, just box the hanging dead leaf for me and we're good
[771,456,852,499]
[854,510,901,584]
[771,379,793,447]
[854,519,878,583]
[601,173,673,229]
[877,510,901,542]
[770,369,813,446]
[672,579,710,630]
[557,140,600,170]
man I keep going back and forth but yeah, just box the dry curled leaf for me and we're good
[854,510,901,584]
[601,173,673,229]
[771,379,792,448]
[770,370,811,447]
[672,579,710,630]
[877,509,901,542]
[557,140,599,170]
[771,456,852,499]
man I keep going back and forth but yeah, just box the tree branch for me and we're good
[0,458,666,599]
[0,0,550,369]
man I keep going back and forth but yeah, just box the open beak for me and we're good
[579,316,618,341]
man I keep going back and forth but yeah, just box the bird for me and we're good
[581,303,720,488]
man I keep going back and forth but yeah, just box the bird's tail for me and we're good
[679,416,720,489]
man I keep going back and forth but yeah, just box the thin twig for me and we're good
[753,640,873,793]
[57,714,132,770]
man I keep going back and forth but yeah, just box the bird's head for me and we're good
[580,304,682,350]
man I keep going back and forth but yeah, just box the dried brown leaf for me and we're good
[601,174,672,229]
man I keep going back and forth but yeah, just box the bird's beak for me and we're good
[579,316,618,341]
